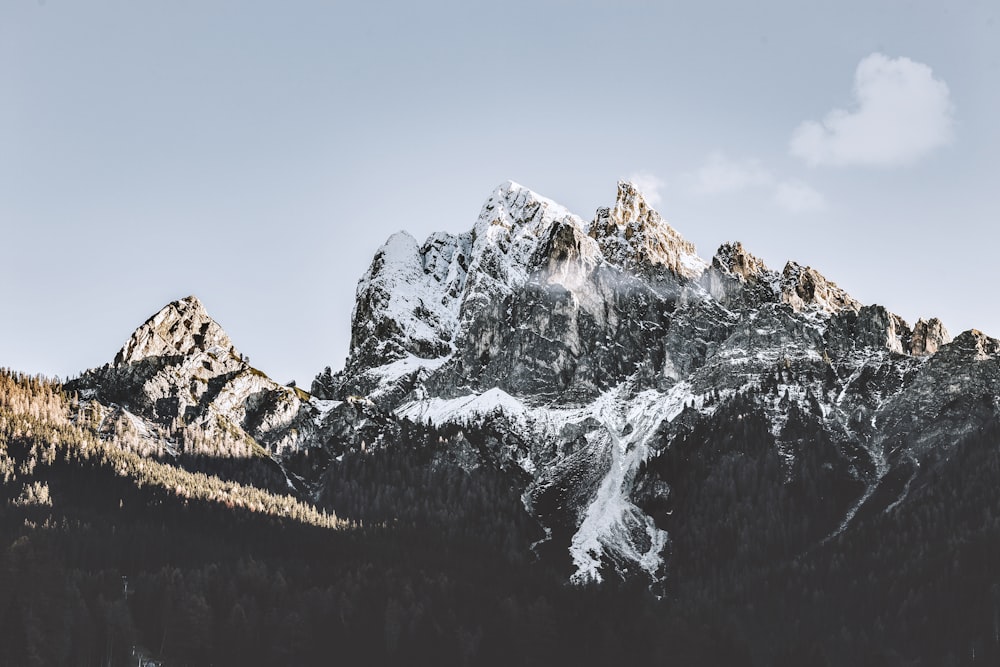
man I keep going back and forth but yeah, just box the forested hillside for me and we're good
[0,371,667,666]
[3,369,1000,665]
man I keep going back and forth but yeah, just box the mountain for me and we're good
[310,179,996,587]
[71,179,997,587]
[8,179,1000,665]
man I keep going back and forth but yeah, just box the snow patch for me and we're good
[569,383,693,584]
[398,381,694,584]
[396,386,529,426]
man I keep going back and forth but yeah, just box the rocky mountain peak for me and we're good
[463,181,586,304]
[779,261,860,314]
[910,317,951,356]
[473,181,581,249]
[700,241,778,309]
[607,180,656,229]
[78,296,322,458]
[588,181,706,278]
[341,228,468,401]
[947,329,1000,360]
[712,241,771,283]
[113,295,237,367]
[335,181,595,404]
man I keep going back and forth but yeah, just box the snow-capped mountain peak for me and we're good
[305,179,1000,586]
[67,178,1000,596]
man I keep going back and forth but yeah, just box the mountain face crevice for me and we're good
[74,180,999,587]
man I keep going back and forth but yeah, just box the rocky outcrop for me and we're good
[79,180,990,588]
[872,329,1000,456]
[712,241,770,283]
[779,261,860,314]
[826,305,912,355]
[701,241,779,309]
[589,181,707,280]
[532,219,603,291]
[911,317,951,355]
[74,296,321,457]
[329,180,991,585]
[938,328,1000,361]
[113,296,236,366]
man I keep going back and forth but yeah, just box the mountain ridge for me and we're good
[68,178,1000,588]
[8,179,1000,665]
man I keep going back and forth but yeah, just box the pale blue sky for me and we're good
[2,1,998,385]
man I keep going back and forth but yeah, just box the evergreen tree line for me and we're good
[3,369,1000,665]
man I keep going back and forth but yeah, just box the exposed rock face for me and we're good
[533,219,603,291]
[779,261,860,314]
[701,241,778,309]
[826,305,912,355]
[911,317,951,355]
[76,179,997,589]
[327,180,991,585]
[875,329,1000,455]
[74,296,324,458]
[712,241,770,283]
[589,181,707,280]
[114,296,236,366]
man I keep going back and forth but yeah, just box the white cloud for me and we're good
[690,152,773,195]
[773,180,826,213]
[790,53,954,167]
[626,171,665,206]
[686,152,825,214]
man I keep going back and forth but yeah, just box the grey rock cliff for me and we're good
[328,180,987,584]
[74,179,994,587]
[74,296,322,458]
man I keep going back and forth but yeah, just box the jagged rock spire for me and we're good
[114,295,237,366]
[712,241,771,283]
[780,261,860,314]
[589,181,706,278]
[911,317,951,356]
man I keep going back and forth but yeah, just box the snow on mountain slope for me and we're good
[73,178,995,588]
[345,230,470,384]
[335,179,990,585]
[567,383,692,583]
[339,181,594,402]
[398,379,708,583]
[464,180,588,307]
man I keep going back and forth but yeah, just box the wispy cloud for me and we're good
[687,152,824,215]
[789,53,954,167]
[626,171,665,206]
[690,152,773,195]
[773,180,826,213]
